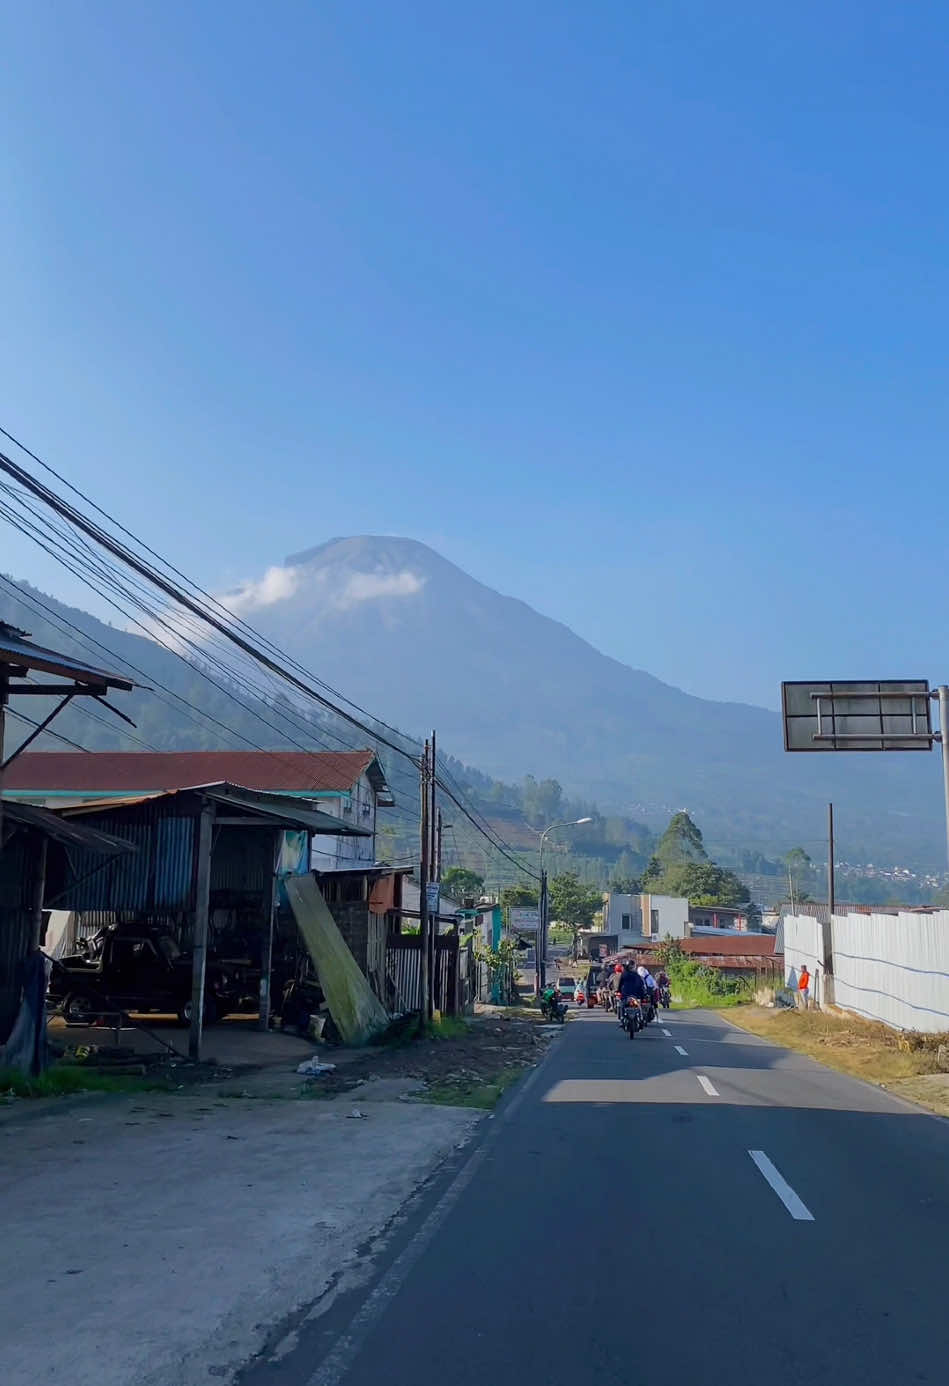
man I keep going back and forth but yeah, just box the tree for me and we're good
[549,871,604,957]
[499,883,539,912]
[521,775,564,828]
[647,861,750,907]
[609,875,641,895]
[653,811,708,869]
[784,847,812,904]
[441,866,485,904]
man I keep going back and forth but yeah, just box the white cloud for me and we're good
[223,564,301,616]
[337,570,424,608]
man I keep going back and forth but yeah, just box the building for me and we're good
[2,749,395,872]
[689,904,753,931]
[608,933,780,984]
[593,891,690,953]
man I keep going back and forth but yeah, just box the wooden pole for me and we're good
[419,741,431,1023]
[30,833,48,949]
[258,829,280,1032]
[189,800,215,1061]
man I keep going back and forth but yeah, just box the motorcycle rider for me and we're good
[638,965,659,1021]
[541,979,561,1019]
[619,961,647,1025]
[657,968,672,1006]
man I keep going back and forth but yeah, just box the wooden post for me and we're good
[30,832,48,949]
[419,741,431,1023]
[258,829,280,1032]
[189,800,215,1061]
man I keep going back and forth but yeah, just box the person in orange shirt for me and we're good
[798,965,811,1009]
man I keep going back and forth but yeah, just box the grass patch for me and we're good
[420,1065,527,1110]
[0,1064,170,1099]
[726,1007,949,1115]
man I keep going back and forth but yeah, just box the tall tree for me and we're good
[549,871,604,957]
[653,811,708,870]
[441,866,485,904]
[784,847,812,903]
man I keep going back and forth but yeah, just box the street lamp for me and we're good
[537,817,593,993]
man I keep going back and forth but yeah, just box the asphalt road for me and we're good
[247,1007,949,1386]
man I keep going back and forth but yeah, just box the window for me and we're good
[621,913,631,929]
[650,909,659,934]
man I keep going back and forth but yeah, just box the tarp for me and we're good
[286,874,389,1045]
[0,952,49,1074]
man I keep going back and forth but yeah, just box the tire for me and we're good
[627,1015,635,1038]
[177,995,219,1027]
[62,992,99,1025]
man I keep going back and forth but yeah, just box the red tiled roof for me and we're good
[3,749,383,796]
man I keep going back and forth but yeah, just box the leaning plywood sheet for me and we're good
[286,874,389,1045]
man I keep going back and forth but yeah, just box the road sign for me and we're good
[426,883,440,916]
[509,907,540,932]
[782,680,933,752]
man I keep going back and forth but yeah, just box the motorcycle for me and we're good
[541,994,567,1023]
[659,984,672,1010]
[620,997,643,1038]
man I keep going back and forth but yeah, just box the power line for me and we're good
[0,436,536,880]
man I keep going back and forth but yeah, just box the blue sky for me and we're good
[1,1,947,711]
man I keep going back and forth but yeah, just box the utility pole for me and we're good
[938,686,949,875]
[435,807,443,882]
[538,868,548,994]
[827,802,835,919]
[419,740,431,1025]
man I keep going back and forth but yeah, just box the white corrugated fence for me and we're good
[830,910,949,1033]
[783,914,827,1006]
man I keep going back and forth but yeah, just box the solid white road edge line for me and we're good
[696,1075,719,1096]
[748,1150,815,1222]
[675,1045,688,1055]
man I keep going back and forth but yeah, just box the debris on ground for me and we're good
[295,1058,337,1077]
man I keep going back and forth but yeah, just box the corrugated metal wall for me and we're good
[784,914,827,1006]
[832,910,949,1032]
[0,833,39,1041]
[54,804,195,912]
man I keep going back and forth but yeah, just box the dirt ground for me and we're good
[302,1009,556,1105]
[726,1004,949,1118]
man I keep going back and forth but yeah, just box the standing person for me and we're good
[798,965,811,1009]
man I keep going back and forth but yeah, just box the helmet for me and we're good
[614,964,623,974]
[637,965,647,977]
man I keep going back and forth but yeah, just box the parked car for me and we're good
[48,923,248,1026]
[557,975,577,1003]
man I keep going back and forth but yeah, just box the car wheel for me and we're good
[177,995,219,1027]
[63,992,99,1025]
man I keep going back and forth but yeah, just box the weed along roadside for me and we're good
[725,1005,949,1117]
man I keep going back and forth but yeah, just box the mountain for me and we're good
[232,537,944,869]
[2,538,944,871]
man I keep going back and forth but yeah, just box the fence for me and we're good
[783,914,828,1007]
[831,910,949,1033]
[384,935,475,1015]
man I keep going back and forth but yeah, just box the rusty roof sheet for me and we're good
[3,749,387,796]
[57,783,371,836]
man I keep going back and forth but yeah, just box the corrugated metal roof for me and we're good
[0,624,134,690]
[0,800,136,855]
[59,783,370,835]
[4,749,386,796]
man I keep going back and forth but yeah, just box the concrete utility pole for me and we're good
[827,802,835,920]
[419,740,431,1024]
